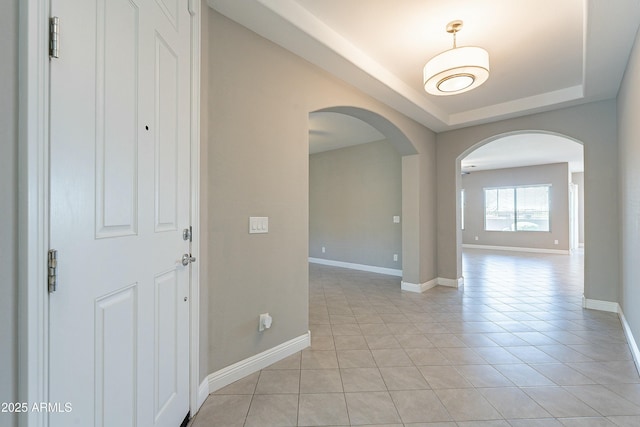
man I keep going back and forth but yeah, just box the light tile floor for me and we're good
[190,249,640,427]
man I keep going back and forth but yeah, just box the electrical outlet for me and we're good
[259,313,272,332]
[322,246,326,253]
[554,240,559,245]
[475,236,479,241]
[393,254,398,262]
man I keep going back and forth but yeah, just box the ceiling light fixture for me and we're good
[423,20,489,96]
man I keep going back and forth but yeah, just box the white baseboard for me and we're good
[619,309,640,375]
[401,278,438,293]
[401,277,464,292]
[197,377,209,409]
[462,244,570,255]
[582,296,620,313]
[581,298,640,375]
[438,277,464,288]
[206,331,310,394]
[309,257,402,277]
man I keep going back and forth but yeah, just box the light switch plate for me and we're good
[249,217,269,234]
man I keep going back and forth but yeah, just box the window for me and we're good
[484,185,550,231]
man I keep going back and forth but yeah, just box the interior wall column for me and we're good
[401,155,420,285]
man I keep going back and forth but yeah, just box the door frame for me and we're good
[18,1,202,425]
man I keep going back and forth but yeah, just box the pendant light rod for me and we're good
[446,20,463,49]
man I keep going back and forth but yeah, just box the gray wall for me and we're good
[203,8,436,374]
[0,0,19,426]
[309,140,402,269]
[462,163,570,250]
[437,100,619,303]
[618,24,640,357]
[402,149,438,285]
[571,172,585,245]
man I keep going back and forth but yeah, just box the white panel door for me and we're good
[48,0,192,426]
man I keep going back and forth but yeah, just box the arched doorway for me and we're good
[436,103,620,314]
[455,131,585,288]
[309,111,403,277]
[307,106,433,290]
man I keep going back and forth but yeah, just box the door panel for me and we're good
[95,0,139,238]
[156,0,179,28]
[49,0,191,426]
[155,35,179,232]
[95,285,137,427]
[155,269,179,419]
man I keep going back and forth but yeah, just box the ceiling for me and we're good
[461,134,584,174]
[207,0,640,133]
[308,112,385,154]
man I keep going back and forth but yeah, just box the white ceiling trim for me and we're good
[207,0,593,132]
[207,0,449,130]
[449,85,585,126]
[207,0,640,132]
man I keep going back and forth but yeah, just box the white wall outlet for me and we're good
[259,313,272,332]
[475,236,479,241]
[393,216,400,223]
[554,240,559,245]
[393,254,398,262]
[321,246,326,253]
[249,217,268,234]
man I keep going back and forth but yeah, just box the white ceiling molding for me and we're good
[207,0,449,130]
[448,85,585,127]
[207,0,640,132]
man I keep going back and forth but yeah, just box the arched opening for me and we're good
[307,106,419,287]
[312,106,419,156]
[455,131,585,294]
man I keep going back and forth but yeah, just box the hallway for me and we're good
[191,249,640,426]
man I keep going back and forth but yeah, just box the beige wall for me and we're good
[618,24,640,353]
[437,101,619,302]
[203,8,436,374]
[462,163,570,250]
[0,1,18,426]
[309,140,402,269]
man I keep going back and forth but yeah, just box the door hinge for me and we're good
[49,16,60,59]
[48,249,58,293]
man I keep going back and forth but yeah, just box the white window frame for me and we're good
[484,184,551,232]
